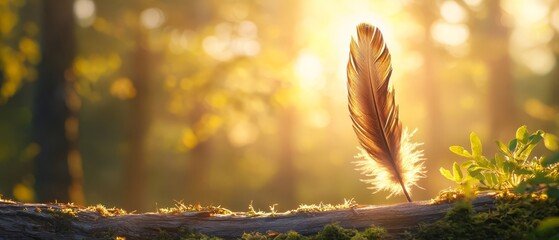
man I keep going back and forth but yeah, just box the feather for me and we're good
[347,23,424,202]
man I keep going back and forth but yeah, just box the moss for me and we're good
[0,195,16,203]
[359,226,388,240]
[158,202,233,216]
[405,194,559,240]
[242,232,269,240]
[273,231,307,240]
[292,199,358,214]
[311,223,386,240]
[96,228,119,240]
[85,204,127,217]
[238,224,386,240]
[306,224,386,240]
[431,189,468,204]
[152,226,222,240]
[535,217,559,239]
[45,207,78,233]
[313,223,359,240]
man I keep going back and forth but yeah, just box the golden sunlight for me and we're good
[3,0,559,222]
[294,52,323,89]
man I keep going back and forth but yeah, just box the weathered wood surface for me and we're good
[0,194,495,239]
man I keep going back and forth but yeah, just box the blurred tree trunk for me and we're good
[422,7,442,147]
[123,31,151,211]
[273,107,297,207]
[33,0,85,204]
[183,1,214,205]
[549,55,559,131]
[185,139,212,203]
[550,32,559,129]
[552,55,559,112]
[416,3,443,195]
[485,0,516,140]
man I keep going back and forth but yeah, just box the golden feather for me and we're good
[347,23,424,202]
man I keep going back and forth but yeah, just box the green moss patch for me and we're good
[405,194,559,240]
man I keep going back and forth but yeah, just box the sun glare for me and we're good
[294,52,323,89]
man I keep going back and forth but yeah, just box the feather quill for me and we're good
[347,23,424,202]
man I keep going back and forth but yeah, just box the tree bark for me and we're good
[0,194,495,239]
[33,0,85,204]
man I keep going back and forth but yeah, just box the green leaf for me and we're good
[470,132,482,158]
[527,133,543,145]
[489,156,497,167]
[541,152,559,167]
[453,162,463,182]
[476,156,491,168]
[514,181,529,194]
[440,167,454,181]
[467,168,483,181]
[518,135,542,160]
[489,174,499,188]
[508,139,518,153]
[449,146,472,158]
[496,141,512,156]
[514,167,533,175]
[516,125,529,144]
[546,187,559,199]
[532,129,545,136]
[503,161,514,173]
[461,160,474,169]
[469,166,489,172]
[495,153,506,170]
[536,217,559,233]
[530,172,554,184]
[544,133,559,151]
[481,173,494,187]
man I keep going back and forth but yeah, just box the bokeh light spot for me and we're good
[73,0,96,27]
[431,21,469,47]
[140,8,165,29]
[110,77,137,100]
[440,0,467,23]
[294,52,324,89]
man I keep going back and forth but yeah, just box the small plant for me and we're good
[440,125,559,198]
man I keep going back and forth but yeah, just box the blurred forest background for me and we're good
[0,0,558,212]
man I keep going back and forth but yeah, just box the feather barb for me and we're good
[347,23,425,202]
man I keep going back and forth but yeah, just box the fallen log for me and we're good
[0,193,496,239]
